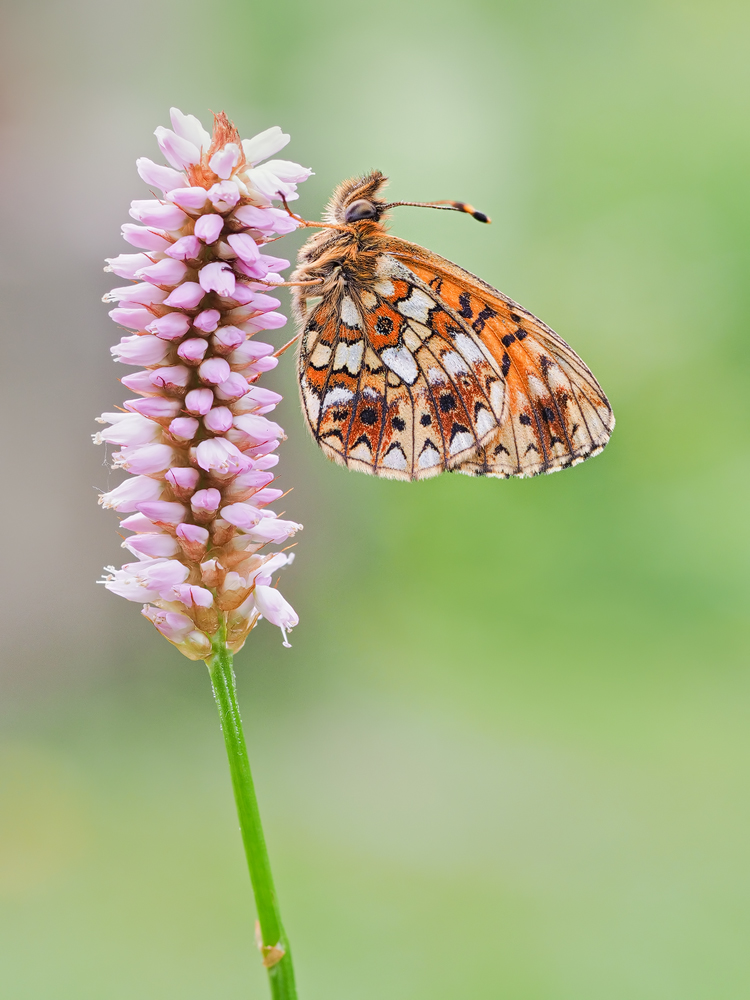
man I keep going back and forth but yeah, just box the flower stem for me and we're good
[207,626,298,1000]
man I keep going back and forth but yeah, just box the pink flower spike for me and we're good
[220,503,263,530]
[108,306,156,331]
[213,373,250,401]
[253,585,298,646]
[147,312,192,341]
[154,126,201,170]
[209,143,241,179]
[165,235,201,260]
[241,126,290,165]
[208,181,241,212]
[169,108,211,150]
[184,387,215,414]
[136,157,186,193]
[193,309,221,333]
[176,523,209,545]
[111,335,170,366]
[167,187,210,211]
[125,397,182,419]
[227,233,261,264]
[178,339,209,364]
[165,467,200,496]
[136,258,188,286]
[191,488,222,514]
[199,356,231,385]
[212,326,245,352]
[163,282,205,309]
[123,534,181,559]
[199,262,235,297]
[194,214,224,244]
[105,252,154,279]
[169,416,200,440]
[99,475,163,512]
[121,224,171,251]
[129,200,188,229]
[203,406,233,433]
[136,501,188,524]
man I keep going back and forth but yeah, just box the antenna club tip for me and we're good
[472,211,490,224]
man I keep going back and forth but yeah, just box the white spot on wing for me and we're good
[450,431,474,455]
[375,255,409,279]
[475,407,495,435]
[304,390,320,422]
[418,445,441,469]
[442,351,468,376]
[381,446,407,470]
[349,440,372,461]
[340,296,360,328]
[373,280,395,297]
[427,368,446,385]
[361,291,377,310]
[309,343,332,367]
[333,339,364,374]
[397,289,434,323]
[322,387,353,409]
[454,333,485,363]
[382,346,418,385]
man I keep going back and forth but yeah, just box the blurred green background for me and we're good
[1,0,749,996]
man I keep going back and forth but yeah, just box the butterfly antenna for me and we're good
[383,199,491,223]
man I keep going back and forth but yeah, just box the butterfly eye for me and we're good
[344,199,378,223]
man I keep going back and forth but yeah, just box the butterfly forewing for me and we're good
[293,171,613,481]
[396,253,614,477]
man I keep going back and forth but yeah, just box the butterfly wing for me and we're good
[389,240,615,478]
[296,259,508,480]
[296,238,613,481]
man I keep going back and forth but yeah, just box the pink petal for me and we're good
[203,406,233,433]
[135,258,188,286]
[129,199,188,229]
[193,308,221,333]
[111,335,170,365]
[121,224,171,251]
[109,306,155,331]
[105,252,154,279]
[165,235,201,260]
[191,488,222,513]
[146,312,191,341]
[168,416,200,440]
[199,261,235,296]
[136,157,186,193]
[199,356,231,384]
[169,108,211,150]
[241,127,290,165]
[154,126,201,170]
[209,143,240,179]
[167,186,210,211]
[207,181,240,211]
[227,233,260,264]
[163,282,205,308]
[99,475,163,511]
[194,214,224,244]
[184,388,215,414]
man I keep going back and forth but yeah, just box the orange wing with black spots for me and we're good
[392,242,615,478]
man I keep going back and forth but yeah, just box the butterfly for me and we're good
[289,171,614,481]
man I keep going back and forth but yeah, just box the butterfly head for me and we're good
[325,171,390,227]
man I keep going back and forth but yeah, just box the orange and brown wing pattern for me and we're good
[297,255,508,480]
[394,246,615,478]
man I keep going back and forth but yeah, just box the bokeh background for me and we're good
[1,0,749,996]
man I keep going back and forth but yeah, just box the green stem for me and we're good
[207,626,298,1000]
